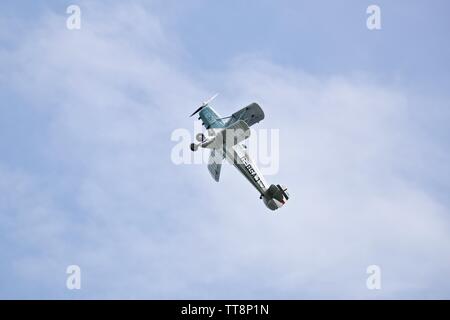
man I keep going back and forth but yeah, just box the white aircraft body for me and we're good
[189,95,289,211]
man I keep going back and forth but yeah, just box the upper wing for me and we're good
[225,102,265,127]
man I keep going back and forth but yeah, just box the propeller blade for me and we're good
[190,106,204,117]
[189,93,219,117]
[202,93,219,106]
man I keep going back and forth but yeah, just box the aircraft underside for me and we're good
[189,96,289,211]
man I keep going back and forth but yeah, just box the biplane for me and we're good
[190,94,289,210]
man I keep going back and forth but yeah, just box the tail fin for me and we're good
[262,184,289,210]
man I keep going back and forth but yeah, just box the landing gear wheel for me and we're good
[196,133,206,142]
[190,143,198,152]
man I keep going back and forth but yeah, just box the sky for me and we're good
[0,0,449,299]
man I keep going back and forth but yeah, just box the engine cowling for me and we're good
[262,184,289,210]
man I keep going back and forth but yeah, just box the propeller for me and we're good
[189,93,219,117]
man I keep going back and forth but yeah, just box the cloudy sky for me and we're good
[0,0,449,299]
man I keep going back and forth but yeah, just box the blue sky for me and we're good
[0,1,449,299]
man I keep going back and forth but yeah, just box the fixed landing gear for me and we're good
[191,131,215,152]
[191,133,206,152]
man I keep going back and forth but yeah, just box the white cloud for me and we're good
[0,2,449,298]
